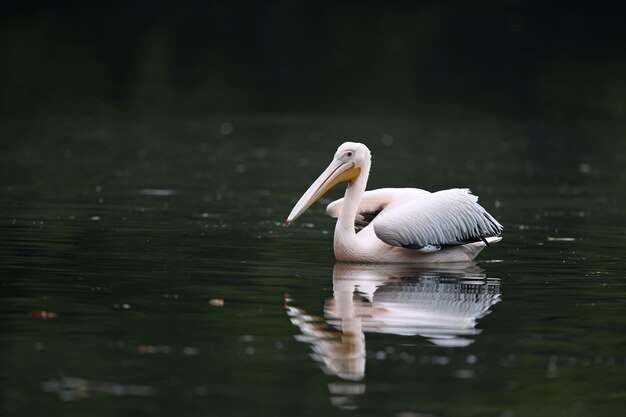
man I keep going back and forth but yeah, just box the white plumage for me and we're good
[287,142,503,263]
[373,188,502,248]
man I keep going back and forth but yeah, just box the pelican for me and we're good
[286,142,503,263]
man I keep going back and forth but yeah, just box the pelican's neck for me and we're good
[336,157,370,238]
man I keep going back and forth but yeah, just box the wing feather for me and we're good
[327,188,429,229]
[373,188,502,249]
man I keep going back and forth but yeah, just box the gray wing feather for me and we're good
[373,189,502,249]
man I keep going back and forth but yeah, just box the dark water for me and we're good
[1,116,626,416]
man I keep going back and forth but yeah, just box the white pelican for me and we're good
[286,142,503,263]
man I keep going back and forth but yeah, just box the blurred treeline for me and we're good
[1,0,624,119]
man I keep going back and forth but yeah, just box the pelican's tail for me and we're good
[485,236,502,245]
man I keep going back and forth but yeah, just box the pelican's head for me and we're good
[286,142,370,225]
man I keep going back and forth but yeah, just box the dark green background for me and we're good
[1,1,624,119]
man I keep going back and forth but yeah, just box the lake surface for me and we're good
[1,116,625,416]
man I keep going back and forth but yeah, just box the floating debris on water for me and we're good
[209,298,225,307]
[547,237,577,242]
[29,310,58,320]
[135,345,202,356]
[138,344,172,354]
[139,189,174,196]
[183,346,199,355]
[42,376,153,401]
[454,369,476,379]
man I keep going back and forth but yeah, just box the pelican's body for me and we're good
[286,142,502,263]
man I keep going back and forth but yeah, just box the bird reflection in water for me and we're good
[285,263,501,409]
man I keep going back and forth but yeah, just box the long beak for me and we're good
[286,159,361,225]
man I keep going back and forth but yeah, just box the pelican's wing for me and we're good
[327,188,429,229]
[373,188,502,250]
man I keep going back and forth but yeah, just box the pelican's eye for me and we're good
[339,150,355,162]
